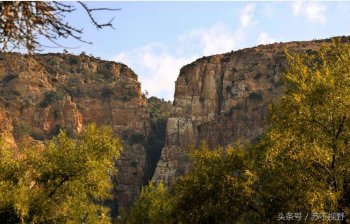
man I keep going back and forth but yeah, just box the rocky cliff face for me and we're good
[1,37,345,215]
[0,53,150,214]
[152,38,339,185]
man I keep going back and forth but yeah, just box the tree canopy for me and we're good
[255,38,350,223]
[0,124,123,223]
[124,38,350,224]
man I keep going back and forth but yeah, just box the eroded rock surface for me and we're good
[152,38,339,185]
[0,53,149,214]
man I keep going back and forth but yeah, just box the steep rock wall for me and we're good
[152,38,339,185]
[0,53,149,214]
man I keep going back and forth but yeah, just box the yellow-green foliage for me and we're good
[0,123,123,223]
[254,38,350,222]
[121,182,174,224]
[124,143,258,224]
[126,38,350,223]
[171,143,258,224]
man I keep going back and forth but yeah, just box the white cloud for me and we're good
[114,52,131,66]
[257,32,276,45]
[114,43,197,101]
[291,1,326,26]
[260,2,279,18]
[240,4,256,28]
[178,23,235,56]
[114,3,259,100]
[233,3,258,49]
[292,1,303,15]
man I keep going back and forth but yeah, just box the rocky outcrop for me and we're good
[114,144,148,215]
[0,108,16,148]
[1,37,346,215]
[152,37,342,185]
[0,53,150,214]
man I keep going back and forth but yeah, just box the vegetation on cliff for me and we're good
[0,124,122,223]
[0,52,140,144]
[146,96,172,177]
[125,39,350,223]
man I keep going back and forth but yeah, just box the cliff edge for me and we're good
[152,37,346,185]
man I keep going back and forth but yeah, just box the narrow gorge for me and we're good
[0,37,344,215]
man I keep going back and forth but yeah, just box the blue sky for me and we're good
[42,1,350,100]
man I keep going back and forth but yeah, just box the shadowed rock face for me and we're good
[152,37,343,186]
[0,53,150,214]
[1,37,347,215]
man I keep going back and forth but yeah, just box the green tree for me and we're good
[126,38,350,224]
[0,123,123,223]
[255,38,350,223]
[124,143,258,224]
[122,182,174,224]
[169,143,258,224]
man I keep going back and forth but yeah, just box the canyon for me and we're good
[0,37,343,215]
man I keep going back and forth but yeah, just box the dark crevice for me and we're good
[143,97,172,183]
[217,64,226,116]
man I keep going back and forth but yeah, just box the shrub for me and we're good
[40,91,63,108]
[30,131,45,141]
[2,74,18,83]
[121,129,132,141]
[45,65,58,75]
[101,87,114,98]
[127,89,137,97]
[17,123,31,136]
[199,97,205,102]
[254,73,262,80]
[130,133,145,144]
[69,57,80,65]
[71,87,83,98]
[248,92,263,101]
[98,67,113,80]
[48,57,60,66]
[121,96,130,101]
[53,109,61,119]
[59,63,70,72]
[49,124,64,137]
[12,90,21,96]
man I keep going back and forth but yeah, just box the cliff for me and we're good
[1,37,347,215]
[0,53,151,214]
[152,37,345,185]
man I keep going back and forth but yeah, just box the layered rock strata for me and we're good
[152,38,341,185]
[0,53,149,214]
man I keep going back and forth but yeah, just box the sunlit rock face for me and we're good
[152,37,339,186]
[0,37,346,215]
[0,53,150,214]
